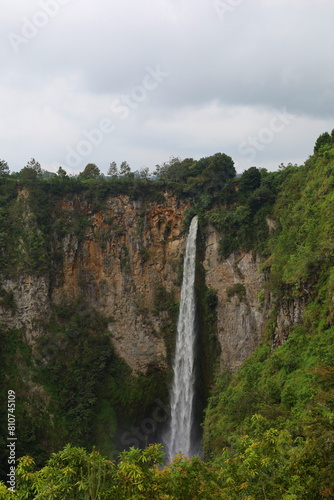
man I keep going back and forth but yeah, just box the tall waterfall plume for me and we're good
[165,215,198,462]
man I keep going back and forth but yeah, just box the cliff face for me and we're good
[272,297,305,348]
[0,275,50,343]
[0,194,304,376]
[0,194,188,374]
[204,225,267,372]
[203,225,306,371]
[53,194,190,374]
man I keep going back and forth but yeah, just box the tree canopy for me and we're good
[80,163,101,179]
[0,160,9,176]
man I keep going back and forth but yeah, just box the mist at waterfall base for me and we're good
[163,216,202,462]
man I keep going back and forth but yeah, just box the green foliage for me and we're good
[205,168,280,258]
[107,161,118,177]
[314,129,334,153]
[0,326,51,476]
[37,299,159,453]
[80,163,101,180]
[154,153,236,201]
[0,295,170,470]
[0,288,15,311]
[6,434,334,499]
[203,328,334,496]
[267,145,334,295]
[202,137,334,495]
[162,454,222,499]
[152,285,179,363]
[0,444,223,499]
[20,158,42,180]
[0,159,9,176]
[203,240,334,496]
[13,445,114,500]
[226,283,246,302]
[239,165,261,195]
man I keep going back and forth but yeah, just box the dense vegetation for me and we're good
[203,132,334,497]
[2,134,334,497]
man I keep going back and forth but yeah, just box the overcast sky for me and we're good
[1,0,334,175]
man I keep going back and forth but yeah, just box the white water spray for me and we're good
[166,216,198,462]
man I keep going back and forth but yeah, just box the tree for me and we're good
[0,160,9,176]
[239,166,261,194]
[108,161,118,177]
[199,153,236,194]
[112,444,164,499]
[57,166,68,179]
[25,158,42,177]
[139,167,150,182]
[19,166,38,182]
[80,163,100,179]
[154,156,189,186]
[119,161,131,177]
[314,131,332,153]
[14,444,114,500]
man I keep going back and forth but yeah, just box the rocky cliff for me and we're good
[1,193,189,375]
[0,193,304,376]
[203,225,267,372]
[53,194,190,374]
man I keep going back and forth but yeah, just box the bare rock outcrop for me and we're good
[204,225,266,372]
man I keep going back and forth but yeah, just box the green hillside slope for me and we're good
[203,132,334,497]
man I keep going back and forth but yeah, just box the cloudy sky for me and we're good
[1,0,334,175]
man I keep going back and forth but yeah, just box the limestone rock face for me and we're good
[0,194,189,375]
[203,225,306,371]
[272,297,305,348]
[52,194,189,374]
[0,275,50,343]
[203,225,266,372]
[0,197,306,376]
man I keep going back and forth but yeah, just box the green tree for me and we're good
[110,444,164,499]
[139,167,150,182]
[14,444,114,500]
[119,161,131,177]
[154,156,186,184]
[199,153,236,194]
[314,131,333,153]
[163,455,223,500]
[56,166,68,179]
[0,160,9,176]
[19,166,38,182]
[107,161,118,177]
[81,163,101,179]
[239,166,261,194]
[25,158,42,177]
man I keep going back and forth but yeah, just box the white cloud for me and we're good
[0,0,333,174]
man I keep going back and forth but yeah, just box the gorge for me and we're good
[0,186,269,466]
[1,135,334,496]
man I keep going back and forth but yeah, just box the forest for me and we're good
[1,131,334,498]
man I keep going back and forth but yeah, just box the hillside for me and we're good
[203,132,334,497]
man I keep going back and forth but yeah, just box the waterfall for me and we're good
[165,216,198,462]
